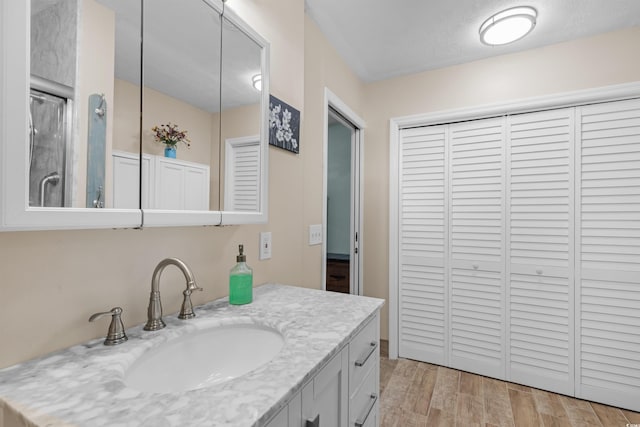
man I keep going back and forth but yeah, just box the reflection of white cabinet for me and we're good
[264,313,380,427]
[112,151,209,210]
[154,157,209,210]
[111,151,151,209]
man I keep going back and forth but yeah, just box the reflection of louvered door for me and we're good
[398,125,448,365]
[448,118,505,379]
[225,137,260,211]
[576,98,640,410]
[506,109,574,395]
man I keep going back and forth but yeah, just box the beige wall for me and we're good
[363,27,640,340]
[302,14,366,284]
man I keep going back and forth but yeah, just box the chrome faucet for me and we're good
[144,258,203,331]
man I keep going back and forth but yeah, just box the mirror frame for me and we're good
[0,0,269,231]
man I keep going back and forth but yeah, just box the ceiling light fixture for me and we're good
[252,74,262,91]
[479,6,537,46]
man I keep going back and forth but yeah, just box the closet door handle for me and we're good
[355,342,378,367]
[355,393,378,427]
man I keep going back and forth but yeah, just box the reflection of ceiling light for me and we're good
[252,74,262,91]
[479,6,537,46]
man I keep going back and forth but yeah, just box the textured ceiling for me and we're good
[304,0,640,82]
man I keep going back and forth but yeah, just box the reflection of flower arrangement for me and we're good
[269,101,298,152]
[151,123,191,148]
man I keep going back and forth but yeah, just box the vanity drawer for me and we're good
[349,313,379,394]
[349,365,379,427]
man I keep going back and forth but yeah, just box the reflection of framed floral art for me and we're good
[269,95,300,154]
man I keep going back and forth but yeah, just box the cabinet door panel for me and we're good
[349,315,379,395]
[155,160,185,210]
[301,349,348,427]
[449,118,505,378]
[398,126,448,364]
[349,366,378,427]
[577,99,640,411]
[183,166,209,210]
[507,108,574,395]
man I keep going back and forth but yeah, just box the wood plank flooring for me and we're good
[379,341,640,427]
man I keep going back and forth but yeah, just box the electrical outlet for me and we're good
[259,232,272,260]
[309,224,322,246]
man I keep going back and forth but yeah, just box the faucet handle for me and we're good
[178,282,202,320]
[89,307,128,346]
[187,281,203,293]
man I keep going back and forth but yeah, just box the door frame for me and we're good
[323,88,366,295]
[388,82,640,359]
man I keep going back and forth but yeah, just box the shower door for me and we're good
[29,89,70,207]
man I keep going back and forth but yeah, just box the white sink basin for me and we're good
[124,324,284,393]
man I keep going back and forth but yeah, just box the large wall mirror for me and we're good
[0,0,268,230]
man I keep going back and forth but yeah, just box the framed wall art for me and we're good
[269,94,300,154]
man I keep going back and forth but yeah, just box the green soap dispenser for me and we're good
[229,244,253,305]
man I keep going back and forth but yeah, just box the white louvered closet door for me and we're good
[576,98,640,411]
[398,125,448,365]
[507,109,575,395]
[448,117,505,379]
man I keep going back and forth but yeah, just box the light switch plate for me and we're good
[259,231,272,260]
[309,224,322,246]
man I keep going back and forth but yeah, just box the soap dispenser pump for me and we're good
[229,244,253,305]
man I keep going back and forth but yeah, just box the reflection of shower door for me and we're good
[29,89,69,207]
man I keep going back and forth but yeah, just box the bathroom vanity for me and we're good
[0,285,383,426]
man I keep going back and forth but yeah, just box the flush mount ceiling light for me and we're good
[479,6,537,46]
[252,74,262,91]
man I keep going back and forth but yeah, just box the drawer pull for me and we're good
[472,264,479,270]
[536,269,543,275]
[355,342,378,367]
[355,393,378,427]
[306,414,320,427]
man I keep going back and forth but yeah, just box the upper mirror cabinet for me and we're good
[0,0,268,230]
[140,1,269,226]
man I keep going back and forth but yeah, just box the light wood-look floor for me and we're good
[379,341,640,427]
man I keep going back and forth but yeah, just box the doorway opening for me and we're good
[323,89,365,295]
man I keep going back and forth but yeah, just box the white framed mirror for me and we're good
[0,0,269,231]
[218,9,269,225]
[0,0,142,230]
[141,0,269,227]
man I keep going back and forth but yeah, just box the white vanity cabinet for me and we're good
[265,312,380,427]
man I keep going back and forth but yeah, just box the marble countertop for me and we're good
[0,284,384,427]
